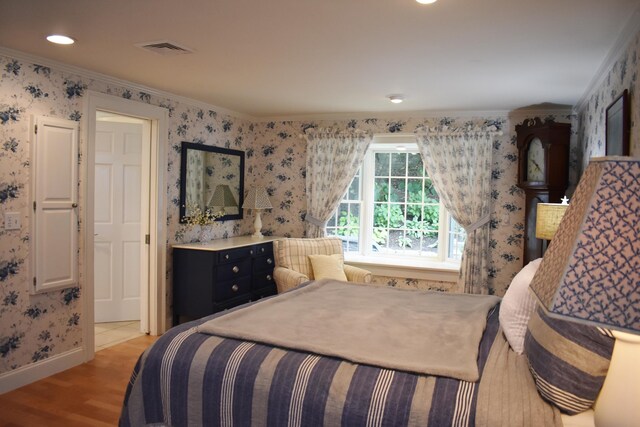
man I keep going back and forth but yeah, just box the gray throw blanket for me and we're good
[197,280,500,381]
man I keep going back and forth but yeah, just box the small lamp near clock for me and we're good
[535,196,569,252]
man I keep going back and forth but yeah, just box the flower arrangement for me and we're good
[182,203,223,226]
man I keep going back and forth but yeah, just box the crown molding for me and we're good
[574,5,640,112]
[255,109,513,123]
[0,46,254,121]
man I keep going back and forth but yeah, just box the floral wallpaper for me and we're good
[578,29,640,168]
[0,52,255,374]
[1,21,636,376]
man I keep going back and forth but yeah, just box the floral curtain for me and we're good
[304,129,372,237]
[415,129,497,294]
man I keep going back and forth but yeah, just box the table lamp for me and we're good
[528,157,640,427]
[242,187,272,237]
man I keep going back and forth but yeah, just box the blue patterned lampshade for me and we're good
[529,157,640,334]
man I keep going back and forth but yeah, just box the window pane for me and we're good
[406,179,424,204]
[420,231,439,255]
[348,175,360,200]
[423,204,440,231]
[374,178,389,202]
[375,152,390,176]
[448,217,466,260]
[374,227,388,247]
[407,153,424,177]
[374,203,389,228]
[424,179,439,203]
[389,178,406,202]
[390,152,406,176]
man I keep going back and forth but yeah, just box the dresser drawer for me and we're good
[254,254,275,271]
[254,243,273,257]
[216,258,252,281]
[218,246,254,263]
[214,276,251,302]
[253,269,275,289]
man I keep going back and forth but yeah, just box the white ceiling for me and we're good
[1,0,639,119]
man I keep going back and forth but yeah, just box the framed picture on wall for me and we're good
[605,89,630,156]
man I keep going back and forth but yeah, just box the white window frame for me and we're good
[327,136,462,281]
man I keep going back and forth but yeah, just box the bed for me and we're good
[120,275,613,427]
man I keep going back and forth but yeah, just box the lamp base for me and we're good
[251,210,263,238]
[594,331,640,427]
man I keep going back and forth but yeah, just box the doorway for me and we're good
[83,92,168,362]
[93,112,150,350]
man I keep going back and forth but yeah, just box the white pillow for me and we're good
[499,258,542,354]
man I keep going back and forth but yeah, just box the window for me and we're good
[326,138,465,265]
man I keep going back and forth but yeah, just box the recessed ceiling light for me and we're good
[388,95,404,104]
[46,34,75,45]
[416,0,437,4]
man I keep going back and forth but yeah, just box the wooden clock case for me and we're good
[516,118,571,265]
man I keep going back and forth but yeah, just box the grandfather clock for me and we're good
[516,118,570,265]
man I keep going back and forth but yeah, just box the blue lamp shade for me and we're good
[529,157,640,334]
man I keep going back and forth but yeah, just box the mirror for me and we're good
[179,142,245,222]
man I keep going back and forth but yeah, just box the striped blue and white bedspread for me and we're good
[120,304,561,427]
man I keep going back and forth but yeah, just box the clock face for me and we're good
[526,138,545,182]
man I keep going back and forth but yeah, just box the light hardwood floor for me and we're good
[0,335,157,427]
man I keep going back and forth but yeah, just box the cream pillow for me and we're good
[499,258,542,354]
[308,254,348,281]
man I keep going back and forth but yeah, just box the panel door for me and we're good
[94,121,145,322]
[32,117,79,293]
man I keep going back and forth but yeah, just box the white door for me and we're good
[31,117,79,293]
[94,119,149,322]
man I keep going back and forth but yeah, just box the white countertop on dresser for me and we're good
[172,235,283,251]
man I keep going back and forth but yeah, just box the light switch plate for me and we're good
[4,212,21,230]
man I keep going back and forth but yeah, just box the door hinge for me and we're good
[145,234,150,245]
[33,277,37,288]
[34,124,38,134]
[33,201,36,211]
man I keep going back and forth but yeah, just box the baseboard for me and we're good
[0,347,85,394]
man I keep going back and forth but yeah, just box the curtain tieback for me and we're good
[305,214,327,228]
[464,212,491,234]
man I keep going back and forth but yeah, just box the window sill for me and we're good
[344,254,460,283]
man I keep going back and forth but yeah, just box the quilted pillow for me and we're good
[499,258,542,354]
[524,306,615,415]
[308,254,348,281]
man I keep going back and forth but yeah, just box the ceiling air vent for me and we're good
[136,40,194,56]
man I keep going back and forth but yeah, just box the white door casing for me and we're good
[31,116,79,293]
[83,91,168,363]
[94,120,150,322]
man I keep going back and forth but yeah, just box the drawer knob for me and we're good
[267,258,273,265]
[232,265,240,273]
[250,250,254,255]
[266,275,272,281]
[261,247,265,253]
[231,284,239,292]
[225,254,230,260]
